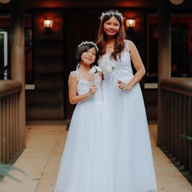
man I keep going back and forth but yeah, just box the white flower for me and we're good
[104,64,115,74]
[89,65,102,74]
[104,64,117,81]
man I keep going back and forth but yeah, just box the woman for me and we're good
[96,10,157,192]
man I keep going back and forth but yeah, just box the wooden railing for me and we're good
[0,80,22,164]
[158,78,192,179]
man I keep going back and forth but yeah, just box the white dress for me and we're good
[54,70,113,192]
[98,42,157,192]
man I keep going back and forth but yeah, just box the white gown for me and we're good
[54,70,113,192]
[98,43,157,192]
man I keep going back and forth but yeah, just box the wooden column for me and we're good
[10,0,26,149]
[157,0,171,147]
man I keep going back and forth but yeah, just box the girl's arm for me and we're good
[68,72,96,104]
[118,40,145,90]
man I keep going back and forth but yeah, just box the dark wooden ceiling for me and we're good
[23,0,158,9]
[0,0,191,10]
[23,0,191,9]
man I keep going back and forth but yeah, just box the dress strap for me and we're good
[124,40,130,52]
[75,70,81,81]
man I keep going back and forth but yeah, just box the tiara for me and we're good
[100,10,124,21]
[78,41,99,52]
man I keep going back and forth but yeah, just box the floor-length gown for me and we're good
[54,70,113,192]
[98,42,157,192]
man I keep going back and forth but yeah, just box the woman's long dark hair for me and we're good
[96,10,126,60]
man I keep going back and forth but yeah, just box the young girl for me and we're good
[96,10,157,192]
[54,41,113,192]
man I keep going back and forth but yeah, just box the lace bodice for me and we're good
[98,49,134,82]
[73,70,102,101]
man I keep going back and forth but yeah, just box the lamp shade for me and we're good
[169,0,184,5]
[126,19,135,28]
[0,0,11,3]
[43,19,53,29]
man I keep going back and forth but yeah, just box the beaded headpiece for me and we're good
[100,10,124,22]
[77,41,99,52]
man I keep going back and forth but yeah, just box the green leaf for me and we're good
[180,135,192,141]
[0,164,27,183]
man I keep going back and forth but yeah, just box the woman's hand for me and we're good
[117,80,132,90]
[89,85,97,95]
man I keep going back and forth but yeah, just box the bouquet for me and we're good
[104,64,117,80]
[104,64,115,74]
[89,65,102,74]
[89,65,102,85]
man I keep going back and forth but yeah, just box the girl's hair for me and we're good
[76,41,99,67]
[96,9,126,60]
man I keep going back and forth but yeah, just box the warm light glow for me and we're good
[126,19,136,28]
[43,19,53,29]
[0,0,11,4]
[169,0,184,5]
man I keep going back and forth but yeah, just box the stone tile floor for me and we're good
[0,121,192,192]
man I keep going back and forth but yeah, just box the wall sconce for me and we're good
[169,0,184,5]
[126,19,136,28]
[0,0,11,3]
[43,19,53,31]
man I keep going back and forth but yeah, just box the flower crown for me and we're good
[100,10,124,21]
[78,41,99,52]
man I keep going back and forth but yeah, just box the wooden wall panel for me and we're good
[26,9,64,120]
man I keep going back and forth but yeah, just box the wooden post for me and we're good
[157,0,171,147]
[10,0,26,149]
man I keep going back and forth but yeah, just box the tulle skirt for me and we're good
[54,99,114,192]
[101,77,157,192]
[55,77,157,192]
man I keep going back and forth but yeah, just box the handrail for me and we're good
[160,78,192,96]
[158,77,192,181]
[0,80,23,164]
[0,80,22,97]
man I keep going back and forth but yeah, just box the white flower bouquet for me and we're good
[89,65,102,74]
[104,64,117,80]
[104,64,115,74]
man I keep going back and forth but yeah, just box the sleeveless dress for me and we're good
[98,42,157,192]
[54,70,113,192]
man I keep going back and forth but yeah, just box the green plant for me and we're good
[0,164,27,182]
[180,135,192,142]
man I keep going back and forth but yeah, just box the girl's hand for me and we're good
[117,80,132,90]
[89,85,97,95]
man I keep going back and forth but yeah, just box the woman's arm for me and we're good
[68,72,97,104]
[118,40,145,90]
